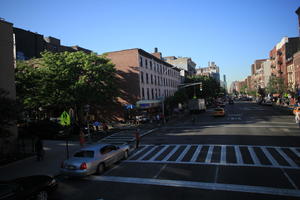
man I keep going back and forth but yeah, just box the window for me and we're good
[154,76,157,85]
[147,88,150,99]
[140,57,143,67]
[141,71,144,83]
[150,61,152,70]
[151,89,154,99]
[142,88,145,99]
[155,89,157,99]
[146,73,149,84]
[145,59,148,68]
[159,89,161,97]
[151,75,153,84]
[74,150,94,158]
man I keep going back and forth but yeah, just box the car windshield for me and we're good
[73,150,94,158]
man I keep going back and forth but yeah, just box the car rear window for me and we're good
[215,108,223,111]
[73,150,94,158]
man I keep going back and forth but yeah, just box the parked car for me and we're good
[0,175,57,200]
[213,107,225,117]
[228,99,234,105]
[61,143,130,177]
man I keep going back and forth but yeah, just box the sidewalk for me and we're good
[0,140,80,181]
[0,126,156,181]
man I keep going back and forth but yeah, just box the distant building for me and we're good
[163,54,196,82]
[196,61,220,82]
[13,27,92,60]
[262,60,272,88]
[250,59,267,89]
[0,19,17,138]
[221,75,227,92]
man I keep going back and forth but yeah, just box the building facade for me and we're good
[196,62,220,82]
[0,19,17,138]
[106,48,181,107]
[13,27,92,60]
[163,55,196,81]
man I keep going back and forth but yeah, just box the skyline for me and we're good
[1,0,299,86]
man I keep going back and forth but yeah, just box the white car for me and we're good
[61,143,130,176]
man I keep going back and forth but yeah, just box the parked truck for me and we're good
[188,99,206,114]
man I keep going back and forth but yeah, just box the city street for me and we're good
[51,101,300,200]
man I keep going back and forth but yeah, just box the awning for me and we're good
[136,100,162,109]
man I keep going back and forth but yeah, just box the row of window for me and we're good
[140,57,178,77]
[141,87,175,100]
[140,71,178,87]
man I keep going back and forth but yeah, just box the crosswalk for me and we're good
[126,144,300,169]
[98,128,157,145]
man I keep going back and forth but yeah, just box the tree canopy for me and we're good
[15,51,119,118]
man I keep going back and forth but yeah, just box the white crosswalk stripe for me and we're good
[248,146,260,165]
[234,146,243,164]
[176,145,191,162]
[125,144,300,170]
[190,145,202,162]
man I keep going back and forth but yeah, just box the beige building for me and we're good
[0,19,17,138]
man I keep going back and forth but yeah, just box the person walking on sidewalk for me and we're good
[35,137,44,161]
[135,129,141,149]
[295,111,300,128]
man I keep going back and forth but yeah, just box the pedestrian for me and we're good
[79,129,85,147]
[156,114,160,124]
[102,122,108,134]
[135,129,141,149]
[35,137,44,161]
[295,112,300,128]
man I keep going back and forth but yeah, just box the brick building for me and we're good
[196,62,220,82]
[105,48,181,116]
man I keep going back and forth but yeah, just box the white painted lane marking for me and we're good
[290,147,300,157]
[205,146,214,163]
[149,145,169,161]
[261,147,279,167]
[220,145,226,164]
[248,146,260,165]
[275,148,298,168]
[124,159,300,169]
[176,145,191,162]
[190,145,202,162]
[234,146,243,164]
[281,168,299,190]
[137,146,159,161]
[162,145,180,162]
[88,176,300,198]
[128,145,148,160]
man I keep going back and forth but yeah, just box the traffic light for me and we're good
[199,82,203,91]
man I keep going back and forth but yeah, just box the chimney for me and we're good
[154,47,158,53]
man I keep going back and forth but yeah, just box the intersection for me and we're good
[52,102,300,200]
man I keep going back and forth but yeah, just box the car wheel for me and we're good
[97,163,105,175]
[36,190,48,200]
[123,150,129,160]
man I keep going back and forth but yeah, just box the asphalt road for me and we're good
[51,101,300,200]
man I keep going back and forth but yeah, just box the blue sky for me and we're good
[1,0,299,86]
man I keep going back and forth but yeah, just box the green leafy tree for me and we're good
[0,89,20,138]
[266,76,287,95]
[185,75,221,100]
[16,51,119,120]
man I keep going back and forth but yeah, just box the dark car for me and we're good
[0,175,57,200]
[229,99,234,104]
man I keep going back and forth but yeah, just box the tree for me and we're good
[0,89,20,138]
[266,76,287,95]
[184,75,221,100]
[15,51,119,121]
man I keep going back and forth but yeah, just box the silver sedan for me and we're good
[60,143,130,176]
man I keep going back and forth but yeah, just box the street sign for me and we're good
[60,111,71,126]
